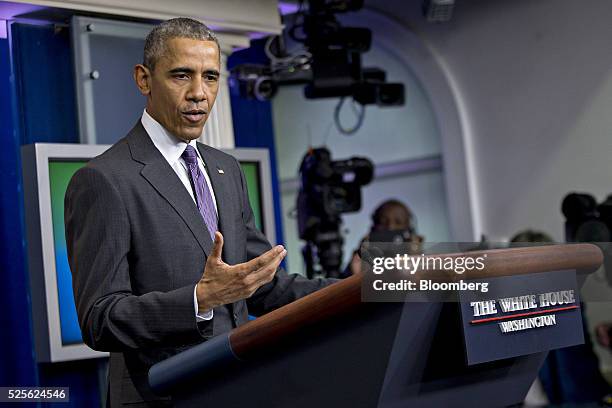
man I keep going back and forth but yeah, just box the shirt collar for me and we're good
[141,109,204,165]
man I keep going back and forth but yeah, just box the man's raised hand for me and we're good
[196,231,287,313]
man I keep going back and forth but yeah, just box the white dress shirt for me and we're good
[141,109,216,321]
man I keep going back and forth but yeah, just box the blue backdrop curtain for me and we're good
[0,32,37,390]
[0,22,101,407]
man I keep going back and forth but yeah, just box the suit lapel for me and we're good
[127,124,213,256]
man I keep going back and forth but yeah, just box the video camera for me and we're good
[230,0,404,107]
[297,147,373,278]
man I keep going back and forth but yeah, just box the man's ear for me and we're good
[134,64,151,96]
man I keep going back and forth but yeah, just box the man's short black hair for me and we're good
[143,17,219,70]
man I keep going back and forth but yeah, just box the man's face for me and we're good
[135,38,220,141]
[375,204,411,231]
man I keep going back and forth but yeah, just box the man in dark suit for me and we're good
[65,18,331,407]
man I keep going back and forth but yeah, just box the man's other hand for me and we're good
[196,232,287,313]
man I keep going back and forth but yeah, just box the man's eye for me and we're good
[174,74,189,80]
[205,75,219,81]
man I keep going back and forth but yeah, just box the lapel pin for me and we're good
[217,168,224,174]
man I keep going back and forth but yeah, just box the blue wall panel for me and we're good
[0,34,38,390]
[228,40,286,247]
[1,22,101,407]
[11,23,79,144]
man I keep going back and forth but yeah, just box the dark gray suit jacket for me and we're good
[65,123,330,406]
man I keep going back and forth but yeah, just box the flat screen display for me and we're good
[240,162,264,234]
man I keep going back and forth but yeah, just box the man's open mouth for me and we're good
[182,110,207,123]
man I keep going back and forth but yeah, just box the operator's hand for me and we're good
[596,323,612,348]
[196,231,287,313]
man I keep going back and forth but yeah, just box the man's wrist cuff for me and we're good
[194,285,214,321]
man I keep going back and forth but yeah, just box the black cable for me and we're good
[334,97,365,135]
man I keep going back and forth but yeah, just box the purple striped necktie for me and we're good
[181,145,218,240]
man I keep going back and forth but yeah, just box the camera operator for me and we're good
[341,199,423,277]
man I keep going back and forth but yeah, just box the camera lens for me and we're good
[254,77,277,101]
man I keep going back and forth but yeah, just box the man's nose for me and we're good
[187,77,206,102]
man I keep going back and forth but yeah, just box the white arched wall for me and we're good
[345,8,479,241]
[366,0,612,373]
[367,0,612,243]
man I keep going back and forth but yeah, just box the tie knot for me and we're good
[181,145,198,166]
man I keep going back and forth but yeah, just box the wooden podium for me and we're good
[149,244,602,407]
